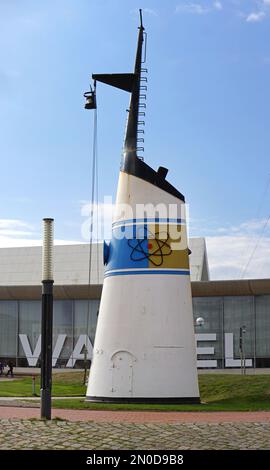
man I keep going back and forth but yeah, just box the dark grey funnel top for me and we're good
[92,11,185,201]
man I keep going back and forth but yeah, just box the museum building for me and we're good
[0,239,270,369]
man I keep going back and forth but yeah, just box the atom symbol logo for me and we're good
[128,230,172,266]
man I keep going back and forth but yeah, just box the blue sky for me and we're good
[1,0,270,279]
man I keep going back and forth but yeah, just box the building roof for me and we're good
[0,238,209,287]
[191,279,270,297]
[1,279,270,301]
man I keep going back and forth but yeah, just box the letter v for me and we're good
[19,334,41,366]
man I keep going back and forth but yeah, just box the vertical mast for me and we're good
[123,9,144,163]
[87,9,185,200]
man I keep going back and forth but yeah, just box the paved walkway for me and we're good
[1,406,270,423]
[1,406,270,449]
[0,415,270,450]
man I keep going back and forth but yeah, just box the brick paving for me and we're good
[0,407,270,449]
[1,406,270,423]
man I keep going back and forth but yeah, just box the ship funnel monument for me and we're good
[85,11,200,403]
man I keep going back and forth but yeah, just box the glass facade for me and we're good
[255,296,270,366]
[0,299,99,368]
[0,296,269,368]
[223,296,255,361]
[18,301,41,362]
[193,297,224,368]
[193,295,267,368]
[0,301,17,358]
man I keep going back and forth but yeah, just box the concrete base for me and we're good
[86,396,201,404]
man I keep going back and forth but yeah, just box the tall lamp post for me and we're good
[40,218,54,420]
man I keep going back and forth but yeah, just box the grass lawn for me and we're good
[0,371,86,397]
[1,372,270,411]
[51,374,270,412]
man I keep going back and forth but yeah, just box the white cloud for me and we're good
[200,218,270,280]
[175,1,224,15]
[213,1,223,10]
[175,3,210,15]
[130,8,158,18]
[0,219,36,243]
[0,230,36,237]
[230,218,269,233]
[0,218,80,247]
[206,234,270,279]
[246,11,266,22]
[0,219,34,230]
[143,8,158,17]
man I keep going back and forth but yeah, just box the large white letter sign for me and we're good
[19,334,41,366]
[67,335,93,367]
[195,333,217,368]
[225,333,252,368]
[19,334,67,367]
